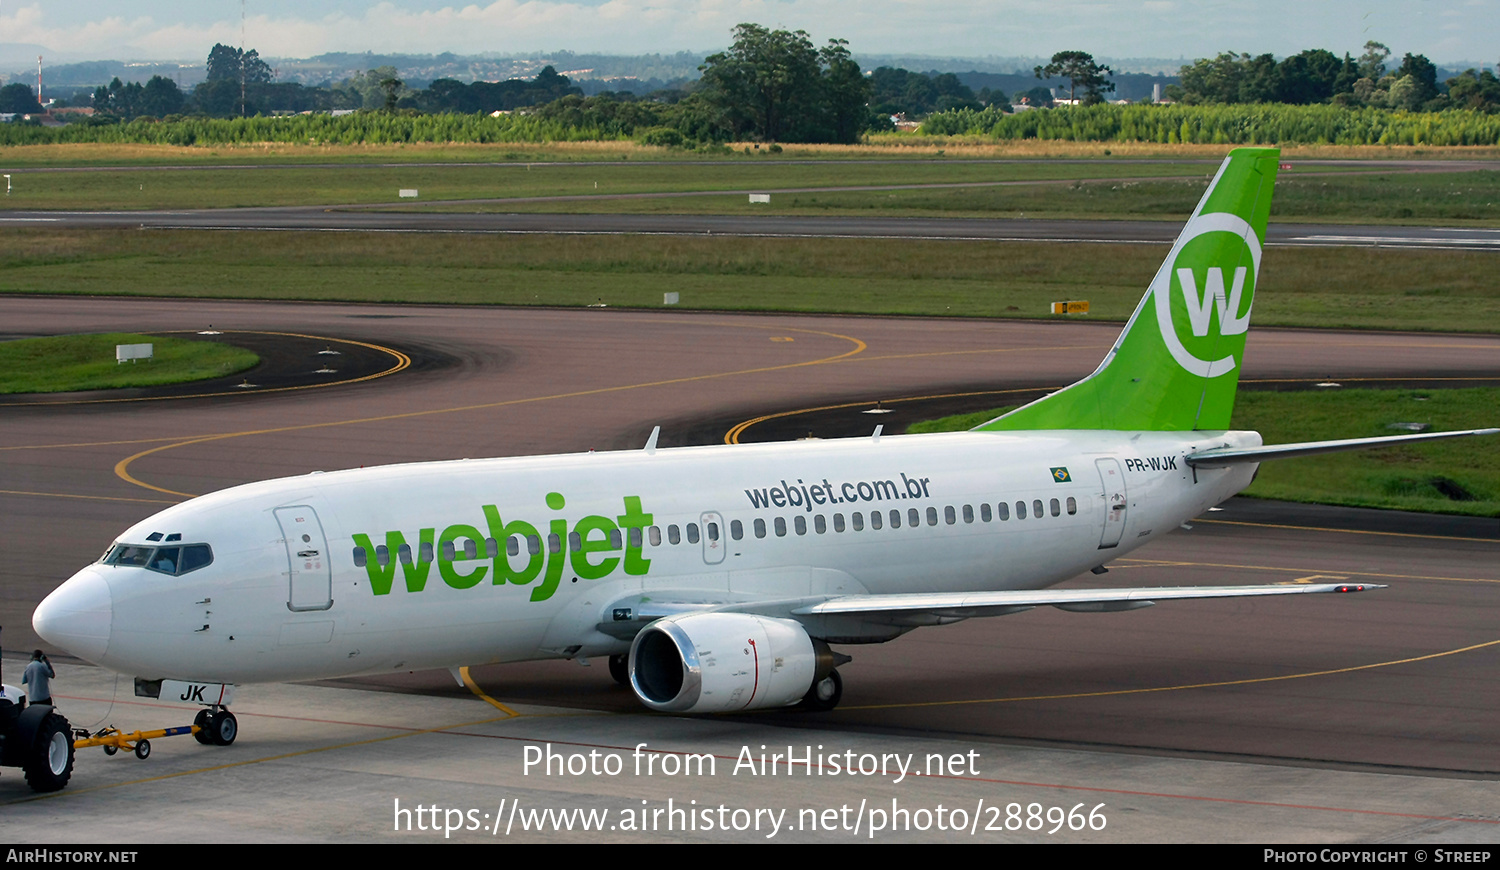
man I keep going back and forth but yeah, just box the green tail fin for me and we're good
[976,147,1279,433]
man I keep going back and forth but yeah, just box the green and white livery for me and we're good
[34,148,1497,731]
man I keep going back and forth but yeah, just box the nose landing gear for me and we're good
[193,707,237,746]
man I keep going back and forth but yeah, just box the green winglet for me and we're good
[977,147,1280,432]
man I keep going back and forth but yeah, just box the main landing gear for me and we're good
[798,670,843,712]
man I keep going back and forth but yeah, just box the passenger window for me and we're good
[507,537,520,557]
[731,520,743,541]
[911,508,923,527]
[609,529,622,548]
[754,518,767,539]
[774,517,787,537]
[944,506,956,525]
[963,505,974,524]
[707,522,719,542]
[1033,499,1044,519]
[629,527,643,548]
[441,541,456,560]
[997,502,1009,521]
[852,512,864,531]
[527,535,542,555]
[1067,497,1078,515]
[1050,498,1061,517]
[649,526,662,547]
[484,538,498,558]
[547,534,561,554]
[833,514,845,533]
[888,510,899,529]
[375,544,390,567]
[687,523,700,544]
[353,546,367,567]
[980,503,992,522]
[568,532,581,552]
[794,516,807,536]
[1016,501,1027,520]
[668,525,681,545]
[814,515,827,534]
[398,544,413,564]
[419,542,434,562]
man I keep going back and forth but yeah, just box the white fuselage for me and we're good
[38,429,1259,685]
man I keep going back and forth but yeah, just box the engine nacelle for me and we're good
[629,613,821,713]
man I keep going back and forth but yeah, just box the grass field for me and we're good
[2,153,1493,225]
[481,170,1500,225]
[0,159,1209,211]
[2,140,1498,168]
[902,388,1500,517]
[0,229,1494,333]
[0,332,259,394]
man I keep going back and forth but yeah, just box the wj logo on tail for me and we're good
[1153,212,1261,379]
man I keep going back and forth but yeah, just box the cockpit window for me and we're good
[101,542,214,576]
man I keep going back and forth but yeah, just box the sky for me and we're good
[1,0,1496,66]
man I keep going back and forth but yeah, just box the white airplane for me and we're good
[33,147,1497,750]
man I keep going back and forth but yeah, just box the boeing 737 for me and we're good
[32,148,1497,758]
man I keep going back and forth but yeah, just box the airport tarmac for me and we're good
[1,296,1496,841]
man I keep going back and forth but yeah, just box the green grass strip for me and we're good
[0,332,259,394]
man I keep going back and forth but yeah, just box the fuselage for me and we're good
[35,428,1259,685]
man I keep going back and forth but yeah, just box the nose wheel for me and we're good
[193,708,237,746]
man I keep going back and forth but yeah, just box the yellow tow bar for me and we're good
[74,724,199,760]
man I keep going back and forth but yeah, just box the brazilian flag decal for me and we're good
[1051,467,1071,483]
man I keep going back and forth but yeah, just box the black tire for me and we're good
[193,709,214,745]
[608,654,630,686]
[799,669,842,712]
[103,743,118,756]
[23,712,74,792]
[134,739,151,760]
[208,710,237,746]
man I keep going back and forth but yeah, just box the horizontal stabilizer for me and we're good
[791,581,1380,624]
[1186,428,1499,467]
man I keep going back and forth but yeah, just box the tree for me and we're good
[1447,68,1500,113]
[699,24,823,142]
[1035,51,1114,105]
[380,76,404,112]
[205,44,273,84]
[1394,53,1440,107]
[1358,41,1391,81]
[0,82,42,114]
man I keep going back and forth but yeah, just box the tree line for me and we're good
[1167,42,1498,113]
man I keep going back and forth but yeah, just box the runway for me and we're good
[1,296,1497,840]
[5,208,1499,250]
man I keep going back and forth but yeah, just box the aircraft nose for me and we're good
[34,567,113,663]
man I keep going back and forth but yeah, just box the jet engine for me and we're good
[628,612,833,713]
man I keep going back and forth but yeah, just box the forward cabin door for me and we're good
[275,505,333,611]
[1095,459,1128,549]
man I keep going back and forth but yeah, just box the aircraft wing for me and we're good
[1186,428,1499,467]
[789,581,1380,623]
